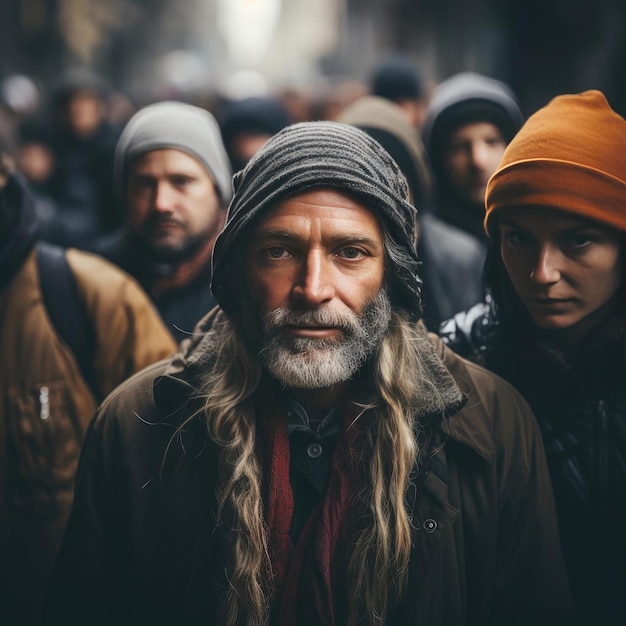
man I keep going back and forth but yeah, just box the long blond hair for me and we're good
[194,311,455,625]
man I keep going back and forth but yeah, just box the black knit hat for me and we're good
[370,56,424,102]
[211,121,422,320]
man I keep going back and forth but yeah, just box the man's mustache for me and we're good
[263,307,359,336]
[144,214,185,229]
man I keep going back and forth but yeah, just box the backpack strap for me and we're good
[36,242,99,399]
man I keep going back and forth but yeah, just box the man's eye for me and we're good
[265,246,289,259]
[337,247,364,259]
[172,177,192,186]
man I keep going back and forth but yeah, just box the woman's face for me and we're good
[499,207,624,329]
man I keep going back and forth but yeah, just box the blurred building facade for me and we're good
[0,0,624,117]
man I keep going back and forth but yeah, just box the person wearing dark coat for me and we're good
[45,121,573,625]
[338,95,486,329]
[422,72,524,243]
[44,70,122,246]
[439,90,625,625]
[92,101,233,342]
[219,95,291,173]
[369,55,429,130]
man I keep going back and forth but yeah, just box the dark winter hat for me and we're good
[51,67,109,107]
[211,121,422,320]
[114,101,233,203]
[370,56,424,102]
[422,72,524,166]
[220,96,291,141]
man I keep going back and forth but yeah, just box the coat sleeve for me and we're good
[67,248,177,400]
[42,402,130,624]
[490,388,576,625]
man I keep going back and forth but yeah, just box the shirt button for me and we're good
[423,519,438,533]
[307,443,323,458]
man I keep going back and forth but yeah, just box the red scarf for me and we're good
[257,393,367,625]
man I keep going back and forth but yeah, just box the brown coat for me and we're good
[44,318,574,625]
[0,247,177,625]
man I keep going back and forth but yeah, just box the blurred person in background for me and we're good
[45,120,573,625]
[338,95,486,329]
[308,78,368,122]
[93,101,232,342]
[369,55,430,130]
[422,72,524,242]
[0,154,176,626]
[14,117,65,241]
[45,68,122,247]
[278,85,312,123]
[0,74,42,155]
[219,95,291,173]
[440,90,626,625]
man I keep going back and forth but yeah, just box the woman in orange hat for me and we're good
[440,90,625,625]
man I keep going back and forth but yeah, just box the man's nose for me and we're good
[471,142,490,169]
[291,251,335,306]
[153,182,175,212]
[530,245,561,284]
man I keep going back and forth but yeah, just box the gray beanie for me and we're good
[114,101,233,203]
[211,120,423,320]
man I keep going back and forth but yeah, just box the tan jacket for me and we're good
[0,247,177,624]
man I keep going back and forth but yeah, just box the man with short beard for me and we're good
[45,122,574,625]
[92,101,232,341]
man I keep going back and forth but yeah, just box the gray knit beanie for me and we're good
[114,101,232,203]
[211,120,422,320]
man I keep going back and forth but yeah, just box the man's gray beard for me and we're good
[259,290,392,390]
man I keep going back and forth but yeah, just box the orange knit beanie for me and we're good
[484,90,626,233]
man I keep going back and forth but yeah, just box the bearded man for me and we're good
[44,122,574,625]
[92,101,232,342]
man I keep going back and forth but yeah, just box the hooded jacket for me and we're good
[422,73,524,241]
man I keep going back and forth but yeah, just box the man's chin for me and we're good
[143,238,191,264]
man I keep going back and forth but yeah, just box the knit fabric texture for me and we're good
[114,101,233,203]
[484,90,626,233]
[211,121,422,319]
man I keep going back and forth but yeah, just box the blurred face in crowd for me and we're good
[245,188,390,390]
[65,89,104,138]
[443,121,506,206]
[17,142,54,185]
[499,207,623,329]
[127,149,224,263]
